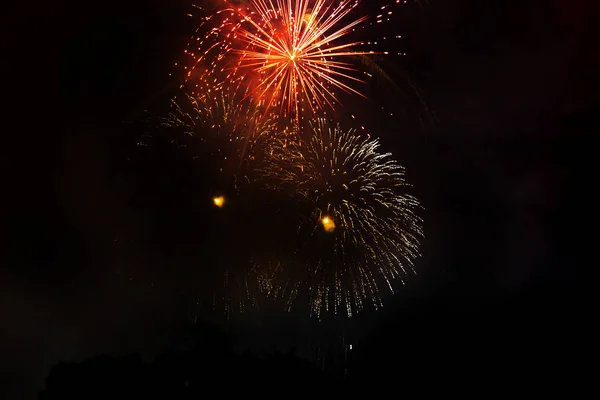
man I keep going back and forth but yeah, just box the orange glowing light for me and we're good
[321,215,336,232]
[213,196,225,207]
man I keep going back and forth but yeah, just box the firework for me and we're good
[160,91,278,193]
[182,0,411,125]
[257,118,423,318]
[208,268,260,319]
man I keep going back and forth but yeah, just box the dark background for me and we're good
[3,0,594,397]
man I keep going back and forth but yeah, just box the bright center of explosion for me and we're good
[321,215,336,232]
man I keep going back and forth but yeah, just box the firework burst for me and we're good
[182,0,411,125]
[257,118,423,318]
[160,91,278,192]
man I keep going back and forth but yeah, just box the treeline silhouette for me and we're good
[40,351,340,399]
[39,284,582,398]
[39,322,342,399]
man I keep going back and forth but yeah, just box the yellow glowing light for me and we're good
[321,215,336,232]
[213,196,225,207]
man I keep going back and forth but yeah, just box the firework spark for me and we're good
[161,91,277,191]
[258,118,423,318]
[182,0,409,124]
[210,268,262,319]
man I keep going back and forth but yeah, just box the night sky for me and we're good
[3,0,593,397]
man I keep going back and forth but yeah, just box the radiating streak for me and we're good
[182,0,400,123]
